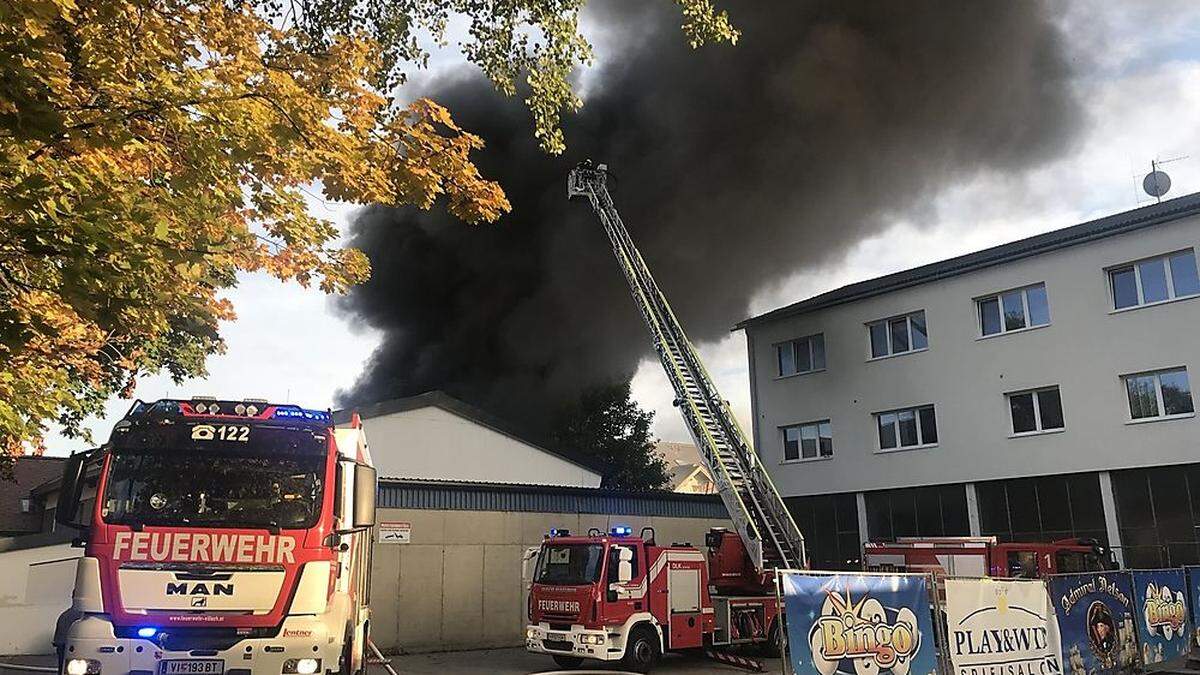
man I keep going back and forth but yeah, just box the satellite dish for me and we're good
[1144,170,1172,198]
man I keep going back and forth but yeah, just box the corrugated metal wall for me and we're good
[377,479,728,518]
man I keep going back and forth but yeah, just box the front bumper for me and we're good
[61,615,341,675]
[525,622,623,662]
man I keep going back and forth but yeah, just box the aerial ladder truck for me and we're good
[524,162,806,671]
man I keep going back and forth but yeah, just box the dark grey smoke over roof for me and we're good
[334,1,1083,438]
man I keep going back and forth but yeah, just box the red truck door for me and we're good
[605,543,647,620]
[667,562,704,649]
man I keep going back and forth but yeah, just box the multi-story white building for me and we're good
[737,194,1200,570]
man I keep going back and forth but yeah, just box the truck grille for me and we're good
[541,612,577,625]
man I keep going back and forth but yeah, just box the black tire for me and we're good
[551,654,584,669]
[763,619,783,658]
[621,626,660,673]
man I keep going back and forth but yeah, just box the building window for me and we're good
[1123,368,1194,421]
[866,485,969,540]
[868,311,928,359]
[977,473,1106,545]
[978,283,1050,336]
[875,405,937,450]
[776,334,825,377]
[1109,249,1200,310]
[1006,386,1064,435]
[785,493,861,571]
[782,420,833,462]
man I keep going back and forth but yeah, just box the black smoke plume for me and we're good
[335,1,1081,438]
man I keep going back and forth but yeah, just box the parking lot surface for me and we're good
[0,648,783,674]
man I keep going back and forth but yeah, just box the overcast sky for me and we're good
[44,1,1200,454]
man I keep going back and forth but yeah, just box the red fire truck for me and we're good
[863,536,1116,579]
[525,526,782,671]
[52,398,377,675]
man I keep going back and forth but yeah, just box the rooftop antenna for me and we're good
[1142,156,1188,203]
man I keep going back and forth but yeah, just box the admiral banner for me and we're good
[781,572,938,675]
[1186,567,1200,648]
[944,578,1061,675]
[1048,572,1139,675]
[1131,569,1190,667]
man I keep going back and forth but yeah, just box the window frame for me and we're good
[975,283,1051,339]
[774,333,826,378]
[873,404,938,453]
[1107,248,1200,312]
[780,419,834,464]
[866,310,929,361]
[1004,385,1065,437]
[1120,367,1195,424]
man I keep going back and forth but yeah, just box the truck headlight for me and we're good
[65,659,100,675]
[579,634,606,645]
[526,627,540,640]
[282,658,320,674]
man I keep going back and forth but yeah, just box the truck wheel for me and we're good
[763,619,783,658]
[551,655,584,669]
[622,626,660,673]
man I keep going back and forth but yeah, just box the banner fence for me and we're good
[779,567,1197,675]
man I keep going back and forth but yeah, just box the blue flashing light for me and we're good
[611,525,632,537]
[271,407,331,424]
[136,627,157,638]
[549,528,570,537]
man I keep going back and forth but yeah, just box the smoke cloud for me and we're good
[334,1,1081,438]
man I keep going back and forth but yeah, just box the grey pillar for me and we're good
[1098,471,1125,568]
[965,482,981,536]
[856,492,869,544]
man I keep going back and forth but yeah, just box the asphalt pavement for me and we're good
[0,648,783,674]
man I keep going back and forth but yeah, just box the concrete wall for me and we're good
[363,407,602,487]
[746,212,1200,496]
[368,507,728,654]
[0,536,80,655]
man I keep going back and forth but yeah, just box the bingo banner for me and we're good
[1131,569,1190,667]
[781,572,939,675]
[1048,572,1139,675]
[944,577,1061,675]
[1186,567,1200,648]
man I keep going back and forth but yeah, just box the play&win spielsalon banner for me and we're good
[1048,572,1139,675]
[782,572,939,675]
[944,578,1061,675]
[1131,568,1190,667]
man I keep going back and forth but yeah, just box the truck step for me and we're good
[702,649,764,672]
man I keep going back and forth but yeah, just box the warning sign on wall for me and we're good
[379,521,411,544]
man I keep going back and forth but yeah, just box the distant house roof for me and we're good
[333,391,604,476]
[736,192,1200,330]
[0,456,67,534]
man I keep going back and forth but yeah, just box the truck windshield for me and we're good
[102,448,325,529]
[534,544,604,586]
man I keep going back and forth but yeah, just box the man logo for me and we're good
[191,597,207,607]
[167,582,233,596]
[190,425,215,441]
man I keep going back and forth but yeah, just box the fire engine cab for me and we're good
[525,527,782,672]
[863,536,1117,579]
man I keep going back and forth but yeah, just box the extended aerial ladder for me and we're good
[568,161,806,572]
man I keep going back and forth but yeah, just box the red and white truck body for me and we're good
[54,398,377,675]
[863,536,1116,579]
[525,527,781,671]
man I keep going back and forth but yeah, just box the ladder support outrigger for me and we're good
[568,161,807,573]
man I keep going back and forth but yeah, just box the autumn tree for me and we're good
[552,383,670,491]
[0,0,736,468]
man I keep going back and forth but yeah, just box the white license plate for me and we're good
[159,660,224,674]
[547,632,568,641]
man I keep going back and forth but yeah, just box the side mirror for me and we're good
[352,464,376,529]
[55,453,88,530]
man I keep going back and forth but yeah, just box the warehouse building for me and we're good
[737,193,1200,570]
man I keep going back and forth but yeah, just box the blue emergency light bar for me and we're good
[611,525,632,537]
[549,528,570,537]
[271,406,332,423]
